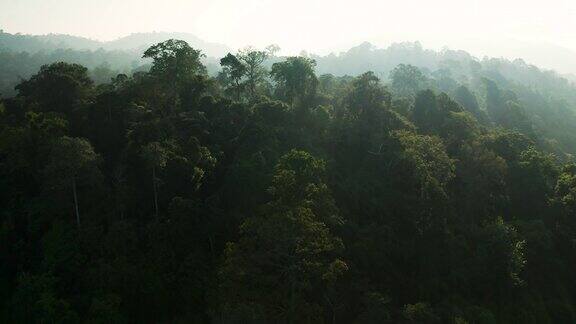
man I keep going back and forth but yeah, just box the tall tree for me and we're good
[271,56,318,106]
[219,53,247,101]
[141,141,169,219]
[218,150,347,322]
[390,64,426,97]
[237,48,269,100]
[453,85,488,124]
[143,39,207,112]
[44,136,99,228]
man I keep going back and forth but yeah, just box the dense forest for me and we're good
[2,37,576,323]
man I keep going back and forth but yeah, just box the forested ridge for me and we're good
[2,38,576,323]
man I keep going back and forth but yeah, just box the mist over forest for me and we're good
[3,24,576,323]
[2,30,575,97]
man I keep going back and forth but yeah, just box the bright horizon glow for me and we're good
[2,0,576,72]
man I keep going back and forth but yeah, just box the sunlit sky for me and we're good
[2,0,576,60]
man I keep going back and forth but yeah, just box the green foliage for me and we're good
[237,48,269,100]
[394,130,455,189]
[345,71,390,118]
[16,62,93,114]
[218,150,346,322]
[390,64,427,97]
[271,56,318,105]
[143,39,206,79]
[402,302,440,323]
[219,53,247,100]
[9,273,79,323]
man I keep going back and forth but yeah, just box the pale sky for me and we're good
[2,0,576,59]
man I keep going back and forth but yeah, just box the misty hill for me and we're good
[566,73,576,84]
[1,33,575,110]
[450,38,576,76]
[0,30,102,52]
[104,32,230,57]
[308,41,576,105]
[0,30,230,57]
[314,41,575,89]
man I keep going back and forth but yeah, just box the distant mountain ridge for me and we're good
[441,38,576,76]
[0,30,231,57]
[1,30,575,102]
[104,32,230,56]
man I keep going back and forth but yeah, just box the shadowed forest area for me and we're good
[2,37,576,323]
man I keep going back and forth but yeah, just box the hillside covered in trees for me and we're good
[0,31,233,97]
[2,38,576,323]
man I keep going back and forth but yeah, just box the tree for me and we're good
[482,78,534,136]
[412,90,466,139]
[265,44,281,57]
[141,142,169,219]
[453,85,488,124]
[554,164,576,218]
[10,272,78,323]
[552,163,576,249]
[507,147,558,220]
[90,62,117,85]
[402,302,440,323]
[143,39,206,80]
[390,64,426,97]
[219,53,247,101]
[15,62,93,115]
[271,56,318,106]
[345,71,390,118]
[237,48,269,100]
[44,136,99,228]
[394,130,455,209]
[218,150,346,322]
[412,89,440,133]
[143,39,207,111]
[468,217,527,290]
